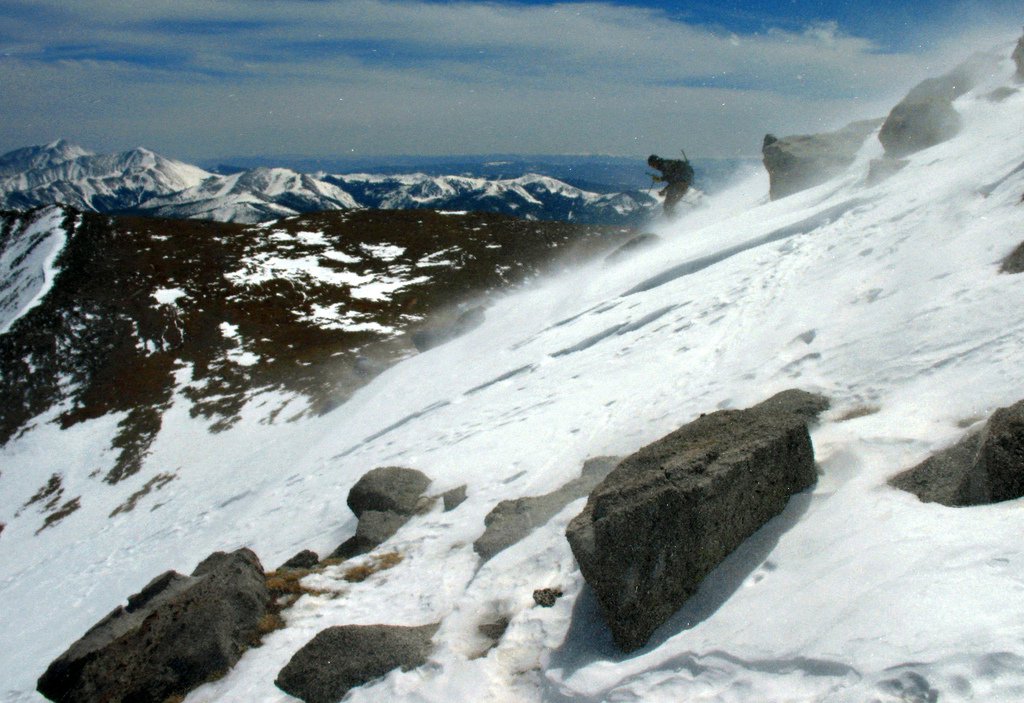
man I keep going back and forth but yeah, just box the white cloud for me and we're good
[0,1,1018,160]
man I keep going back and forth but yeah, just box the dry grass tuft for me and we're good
[264,569,331,598]
[257,612,286,636]
[342,551,404,583]
[835,404,880,422]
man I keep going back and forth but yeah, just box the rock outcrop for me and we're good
[473,456,620,561]
[878,56,987,158]
[566,390,827,651]
[332,467,431,559]
[37,548,270,703]
[275,623,439,703]
[762,119,882,200]
[890,399,1024,506]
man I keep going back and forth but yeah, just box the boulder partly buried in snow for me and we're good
[1000,240,1024,274]
[762,119,882,200]
[890,398,1024,506]
[275,623,439,703]
[280,549,321,570]
[346,466,432,517]
[878,56,987,158]
[566,390,826,652]
[473,456,620,561]
[332,466,432,559]
[37,548,270,703]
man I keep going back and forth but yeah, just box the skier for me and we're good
[647,153,694,217]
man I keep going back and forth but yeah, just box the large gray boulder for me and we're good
[275,623,439,703]
[890,399,1024,506]
[347,466,431,517]
[473,456,620,561]
[878,56,988,158]
[762,119,882,200]
[37,548,270,703]
[332,466,432,559]
[566,390,827,652]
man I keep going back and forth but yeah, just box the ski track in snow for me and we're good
[3,45,1024,703]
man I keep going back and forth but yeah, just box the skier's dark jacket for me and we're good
[648,155,694,185]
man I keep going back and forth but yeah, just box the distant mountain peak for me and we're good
[0,143,656,226]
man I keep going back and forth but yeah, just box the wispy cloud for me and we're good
[1,0,1017,160]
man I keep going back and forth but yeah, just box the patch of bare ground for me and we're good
[1,208,634,501]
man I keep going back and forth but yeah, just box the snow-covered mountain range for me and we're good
[2,33,1024,703]
[0,141,657,225]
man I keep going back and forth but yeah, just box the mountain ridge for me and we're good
[0,144,660,225]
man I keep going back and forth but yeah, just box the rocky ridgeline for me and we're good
[35,384,1024,701]
[763,43,1021,200]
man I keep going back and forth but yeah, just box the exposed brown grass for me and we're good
[835,404,880,422]
[257,612,286,636]
[264,568,332,598]
[342,551,404,583]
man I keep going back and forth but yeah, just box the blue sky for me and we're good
[1,0,1020,162]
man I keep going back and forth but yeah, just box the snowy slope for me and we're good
[0,206,72,334]
[2,42,1024,703]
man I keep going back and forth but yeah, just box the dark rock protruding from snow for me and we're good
[473,456,621,561]
[1000,241,1024,274]
[890,399,1024,506]
[280,549,320,570]
[441,484,468,512]
[762,119,882,200]
[878,57,986,158]
[275,623,439,703]
[347,466,432,517]
[533,588,563,607]
[332,467,432,559]
[566,390,827,652]
[37,548,270,703]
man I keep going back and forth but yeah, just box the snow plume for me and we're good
[2,36,1024,703]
